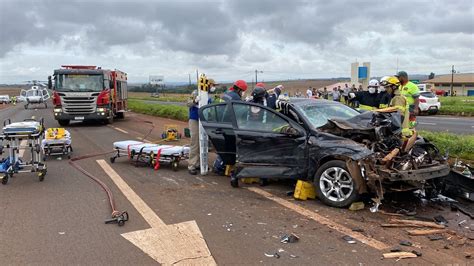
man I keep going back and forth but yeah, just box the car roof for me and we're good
[289,98,338,107]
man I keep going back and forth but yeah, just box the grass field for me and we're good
[128,92,189,102]
[438,96,474,116]
[128,99,188,121]
[419,130,474,161]
[0,87,22,97]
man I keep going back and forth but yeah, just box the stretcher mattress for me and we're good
[113,140,190,156]
[2,121,42,135]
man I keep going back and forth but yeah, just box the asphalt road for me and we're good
[139,100,474,135]
[0,104,472,264]
[417,115,474,134]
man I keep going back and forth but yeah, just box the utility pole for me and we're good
[255,69,263,87]
[188,73,191,87]
[450,65,455,97]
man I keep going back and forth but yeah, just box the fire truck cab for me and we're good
[49,65,128,126]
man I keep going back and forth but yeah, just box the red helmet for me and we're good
[233,80,248,91]
[256,82,266,88]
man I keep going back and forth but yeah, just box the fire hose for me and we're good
[68,119,156,226]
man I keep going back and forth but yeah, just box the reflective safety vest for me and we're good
[400,81,420,105]
[359,104,376,111]
[389,94,412,136]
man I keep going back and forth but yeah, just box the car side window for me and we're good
[233,103,289,132]
[202,104,232,123]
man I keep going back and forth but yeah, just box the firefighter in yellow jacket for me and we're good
[379,76,412,136]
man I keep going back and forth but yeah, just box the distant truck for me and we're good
[49,65,128,126]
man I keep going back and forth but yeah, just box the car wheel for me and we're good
[313,160,359,208]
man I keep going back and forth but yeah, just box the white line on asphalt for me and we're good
[246,187,389,251]
[108,125,129,134]
[418,122,437,125]
[97,159,166,228]
[96,160,215,265]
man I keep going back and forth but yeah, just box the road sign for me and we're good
[149,75,164,85]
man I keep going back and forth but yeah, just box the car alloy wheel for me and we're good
[319,167,354,202]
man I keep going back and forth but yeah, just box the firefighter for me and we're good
[187,79,216,175]
[376,83,391,108]
[267,84,283,110]
[379,76,412,136]
[351,79,380,111]
[222,80,248,102]
[396,71,420,128]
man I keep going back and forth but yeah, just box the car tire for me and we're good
[58,120,70,126]
[313,160,359,208]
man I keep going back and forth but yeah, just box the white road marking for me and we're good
[247,187,389,251]
[418,122,437,125]
[96,160,215,265]
[108,125,129,134]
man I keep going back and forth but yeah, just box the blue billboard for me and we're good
[358,67,368,79]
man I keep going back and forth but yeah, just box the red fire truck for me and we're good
[48,65,128,126]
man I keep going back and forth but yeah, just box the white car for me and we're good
[418,91,440,114]
[0,95,10,104]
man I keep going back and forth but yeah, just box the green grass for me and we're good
[419,130,474,161]
[438,96,474,116]
[128,99,188,121]
[129,94,189,103]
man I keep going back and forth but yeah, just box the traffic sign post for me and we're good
[198,74,209,175]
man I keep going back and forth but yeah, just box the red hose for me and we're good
[69,151,123,217]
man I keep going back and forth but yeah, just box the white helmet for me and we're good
[368,79,379,87]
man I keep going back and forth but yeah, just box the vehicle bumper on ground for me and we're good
[53,108,109,121]
[378,163,450,182]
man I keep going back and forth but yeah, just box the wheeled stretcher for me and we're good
[41,128,73,160]
[110,140,190,171]
[0,118,47,185]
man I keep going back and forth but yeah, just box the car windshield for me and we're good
[297,103,361,128]
[56,74,103,92]
[420,92,436,98]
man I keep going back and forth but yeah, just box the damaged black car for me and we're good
[199,99,450,207]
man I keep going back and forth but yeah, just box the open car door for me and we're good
[199,102,237,165]
[231,102,307,179]
[42,88,50,101]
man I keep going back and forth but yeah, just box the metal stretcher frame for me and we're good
[0,118,47,185]
[110,141,190,171]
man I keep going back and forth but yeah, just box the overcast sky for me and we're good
[0,0,473,83]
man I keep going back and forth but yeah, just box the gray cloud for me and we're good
[0,0,473,82]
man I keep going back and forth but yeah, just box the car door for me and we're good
[42,89,50,101]
[199,102,237,165]
[232,102,307,179]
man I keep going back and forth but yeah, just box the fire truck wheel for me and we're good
[107,110,114,124]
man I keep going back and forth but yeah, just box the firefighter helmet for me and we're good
[233,80,248,91]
